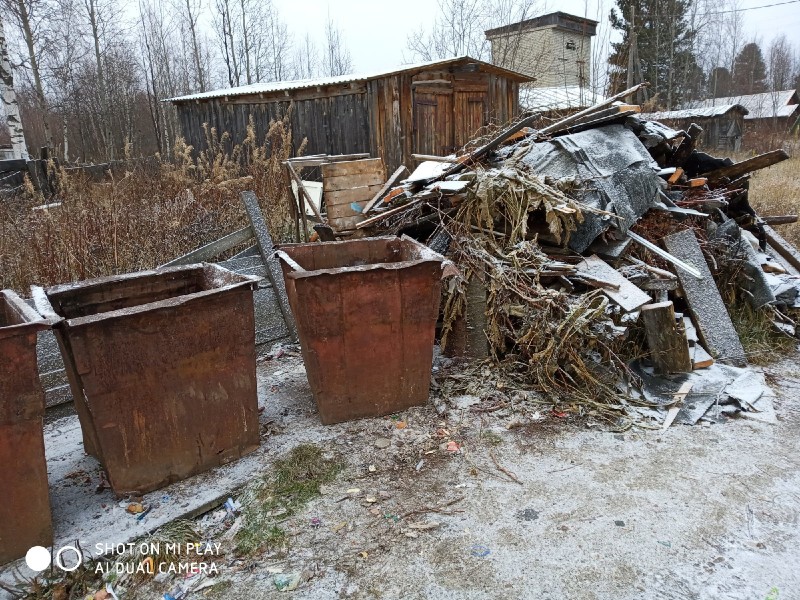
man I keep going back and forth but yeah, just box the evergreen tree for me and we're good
[731,42,768,95]
[608,0,701,108]
[709,66,733,98]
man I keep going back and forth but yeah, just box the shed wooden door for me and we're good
[413,92,454,156]
[454,91,487,149]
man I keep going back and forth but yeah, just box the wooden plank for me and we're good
[362,166,409,214]
[703,149,789,185]
[320,158,384,178]
[537,83,649,137]
[668,167,684,184]
[160,226,255,267]
[762,215,798,226]
[322,172,385,192]
[355,198,424,229]
[575,255,652,312]
[688,178,707,188]
[640,301,692,374]
[326,184,383,206]
[411,154,458,163]
[240,191,298,342]
[764,224,800,272]
[285,161,325,223]
[663,228,746,366]
[662,382,693,431]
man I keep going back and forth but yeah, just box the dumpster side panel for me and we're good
[290,261,442,424]
[0,420,52,564]
[63,288,260,493]
[399,262,443,403]
[0,329,53,564]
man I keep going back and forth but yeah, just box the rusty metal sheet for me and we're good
[278,236,443,424]
[0,290,53,565]
[41,264,262,494]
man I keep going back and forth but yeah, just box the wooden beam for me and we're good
[667,167,684,184]
[284,161,325,223]
[640,301,692,374]
[764,224,800,272]
[537,82,649,137]
[761,215,798,226]
[160,226,255,267]
[362,166,409,214]
[355,198,424,229]
[704,149,789,185]
[411,154,459,163]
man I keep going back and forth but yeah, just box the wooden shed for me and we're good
[639,104,748,152]
[166,57,532,173]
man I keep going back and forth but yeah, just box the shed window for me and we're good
[565,40,576,50]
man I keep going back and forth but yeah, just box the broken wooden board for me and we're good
[576,255,651,312]
[641,301,692,374]
[703,149,789,185]
[663,228,746,367]
[662,382,693,430]
[362,166,409,214]
[682,316,714,369]
[764,224,800,273]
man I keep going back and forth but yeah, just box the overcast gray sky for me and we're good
[277,0,800,74]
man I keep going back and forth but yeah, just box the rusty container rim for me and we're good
[0,289,56,341]
[36,263,261,328]
[277,235,445,280]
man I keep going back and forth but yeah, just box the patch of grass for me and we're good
[749,154,800,250]
[201,579,233,596]
[729,301,796,365]
[235,444,342,555]
[480,430,503,446]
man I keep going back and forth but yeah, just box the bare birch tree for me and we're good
[0,13,27,158]
[2,0,53,147]
[323,15,352,77]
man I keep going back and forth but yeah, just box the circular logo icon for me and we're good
[25,546,51,572]
[54,545,83,572]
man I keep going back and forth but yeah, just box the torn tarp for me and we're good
[512,125,662,252]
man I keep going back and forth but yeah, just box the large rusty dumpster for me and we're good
[277,236,444,424]
[0,290,54,565]
[36,264,261,494]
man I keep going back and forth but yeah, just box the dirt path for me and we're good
[188,355,800,600]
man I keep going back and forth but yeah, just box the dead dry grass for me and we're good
[0,115,299,293]
[749,154,800,248]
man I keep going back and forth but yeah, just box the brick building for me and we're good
[485,12,597,90]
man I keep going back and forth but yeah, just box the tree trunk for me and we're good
[185,0,205,92]
[86,0,113,160]
[0,14,28,159]
[14,0,51,148]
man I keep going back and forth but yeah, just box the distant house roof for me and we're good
[485,11,598,38]
[165,56,532,103]
[520,85,606,112]
[687,90,799,120]
[639,104,748,121]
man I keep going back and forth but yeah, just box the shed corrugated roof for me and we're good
[688,90,798,120]
[165,56,532,103]
[639,104,747,121]
[520,85,606,111]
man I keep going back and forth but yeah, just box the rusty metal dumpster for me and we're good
[35,264,262,494]
[0,290,54,565]
[276,235,444,424]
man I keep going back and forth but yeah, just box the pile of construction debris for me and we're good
[329,84,799,428]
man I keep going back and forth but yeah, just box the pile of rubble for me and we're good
[344,84,800,428]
